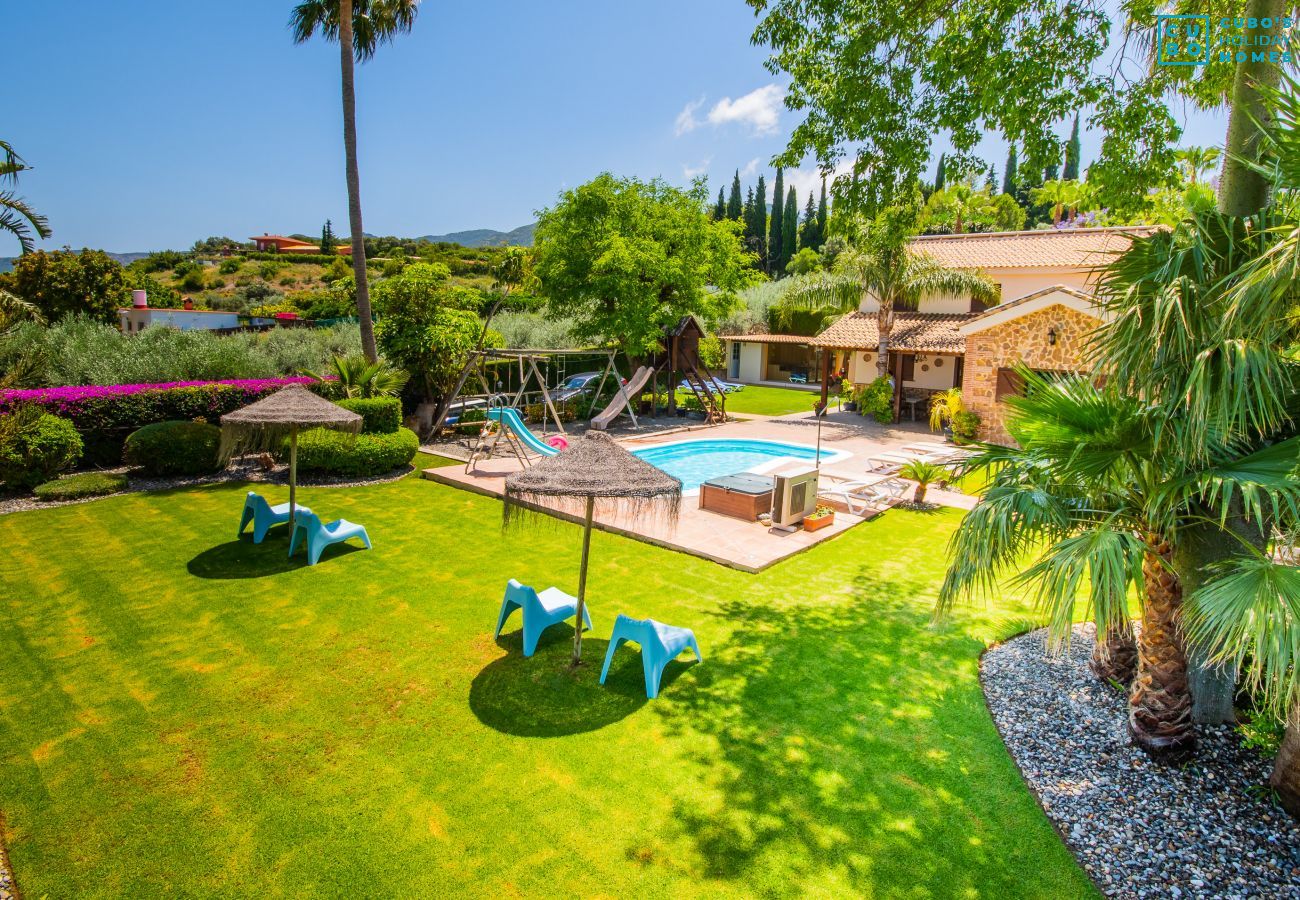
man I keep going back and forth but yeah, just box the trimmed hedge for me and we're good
[337,397,401,435]
[124,421,223,476]
[34,471,129,501]
[0,413,83,490]
[293,427,419,477]
[1,377,332,466]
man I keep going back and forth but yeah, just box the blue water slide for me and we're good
[487,407,561,457]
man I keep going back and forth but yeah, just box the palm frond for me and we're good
[0,191,51,254]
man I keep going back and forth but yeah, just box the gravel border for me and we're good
[0,459,415,517]
[982,624,1300,899]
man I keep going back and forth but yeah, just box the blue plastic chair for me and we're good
[238,492,309,544]
[600,614,703,699]
[288,510,371,565]
[494,578,592,657]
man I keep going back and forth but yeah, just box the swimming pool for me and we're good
[630,438,851,492]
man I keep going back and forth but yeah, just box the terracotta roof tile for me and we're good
[909,227,1159,269]
[810,312,975,353]
[720,333,813,344]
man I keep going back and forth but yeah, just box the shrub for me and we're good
[338,397,401,434]
[951,410,981,444]
[1,376,329,465]
[293,427,419,477]
[218,258,242,275]
[854,376,894,424]
[123,420,222,476]
[0,411,83,490]
[33,471,128,501]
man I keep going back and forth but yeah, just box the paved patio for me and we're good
[423,409,977,572]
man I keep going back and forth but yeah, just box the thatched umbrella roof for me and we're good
[503,431,681,526]
[502,431,682,666]
[219,384,361,456]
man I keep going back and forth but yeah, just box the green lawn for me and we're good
[0,454,1095,898]
[693,384,820,417]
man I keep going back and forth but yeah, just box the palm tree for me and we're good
[1030,179,1077,226]
[306,354,408,398]
[923,182,994,234]
[897,459,948,505]
[1175,145,1222,185]
[0,290,45,389]
[0,140,51,254]
[939,371,1300,757]
[290,0,420,364]
[778,207,998,394]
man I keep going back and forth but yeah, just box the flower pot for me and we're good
[844,401,858,412]
[803,512,835,532]
[942,425,954,440]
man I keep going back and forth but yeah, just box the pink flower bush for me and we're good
[1,377,319,414]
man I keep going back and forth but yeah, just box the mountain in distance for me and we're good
[418,223,535,248]
[0,251,150,273]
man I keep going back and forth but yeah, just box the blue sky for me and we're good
[7,1,1227,254]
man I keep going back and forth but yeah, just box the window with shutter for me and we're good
[900,355,916,381]
[995,367,1024,400]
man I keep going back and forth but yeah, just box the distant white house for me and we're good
[116,291,279,334]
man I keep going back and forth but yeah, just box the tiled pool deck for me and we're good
[423,410,977,572]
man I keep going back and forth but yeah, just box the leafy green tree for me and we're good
[784,246,821,276]
[778,205,997,389]
[769,167,785,275]
[8,249,127,324]
[320,219,336,255]
[1029,179,1082,226]
[781,184,799,270]
[0,140,51,255]
[372,262,494,402]
[1063,113,1082,181]
[727,170,743,220]
[0,290,44,389]
[533,173,756,356]
[1002,145,1018,197]
[923,183,994,234]
[990,193,1026,232]
[290,0,421,364]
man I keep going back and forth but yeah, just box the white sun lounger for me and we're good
[819,475,910,515]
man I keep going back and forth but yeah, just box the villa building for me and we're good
[721,227,1157,442]
[250,234,351,255]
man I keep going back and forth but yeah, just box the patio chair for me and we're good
[819,477,909,515]
[288,510,372,565]
[238,491,309,544]
[600,614,702,699]
[495,578,592,657]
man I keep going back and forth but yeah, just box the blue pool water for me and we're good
[631,439,850,492]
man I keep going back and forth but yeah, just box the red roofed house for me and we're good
[721,227,1157,441]
[250,234,351,255]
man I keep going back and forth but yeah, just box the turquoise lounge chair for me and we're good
[288,510,371,565]
[238,491,309,544]
[600,614,702,699]
[495,578,592,657]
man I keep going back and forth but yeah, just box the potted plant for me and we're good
[928,387,965,440]
[803,503,836,531]
[841,382,858,412]
[951,410,981,445]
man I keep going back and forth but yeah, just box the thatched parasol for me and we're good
[504,431,681,665]
[219,384,362,525]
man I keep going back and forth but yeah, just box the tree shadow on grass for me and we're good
[643,569,1080,897]
[186,530,364,579]
[470,627,651,737]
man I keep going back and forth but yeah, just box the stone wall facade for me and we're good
[961,304,1101,444]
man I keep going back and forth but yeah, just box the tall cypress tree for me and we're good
[320,219,336,255]
[769,167,785,276]
[1063,113,1082,181]
[799,191,819,251]
[935,153,947,192]
[742,186,757,246]
[754,173,768,266]
[714,187,726,220]
[727,170,743,220]
[781,184,798,272]
[984,167,997,192]
[815,178,828,248]
[1002,145,1019,196]
[1044,158,1060,183]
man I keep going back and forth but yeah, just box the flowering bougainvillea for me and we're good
[0,377,336,466]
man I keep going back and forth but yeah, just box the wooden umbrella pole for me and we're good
[573,495,595,667]
[289,426,299,528]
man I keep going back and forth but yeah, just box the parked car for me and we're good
[553,371,624,403]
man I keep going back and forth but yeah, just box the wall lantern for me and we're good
[1047,327,1058,347]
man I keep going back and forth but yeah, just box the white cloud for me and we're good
[706,84,784,136]
[674,97,705,136]
[682,158,712,179]
[739,158,760,178]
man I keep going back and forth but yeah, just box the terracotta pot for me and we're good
[803,512,835,532]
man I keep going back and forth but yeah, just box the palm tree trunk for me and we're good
[1129,534,1196,758]
[1218,0,1285,216]
[875,303,891,379]
[1271,705,1300,819]
[1090,620,1137,686]
[338,0,379,363]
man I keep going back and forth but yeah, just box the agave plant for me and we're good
[307,354,409,398]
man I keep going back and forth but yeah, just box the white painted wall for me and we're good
[726,341,766,383]
[854,266,1100,313]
